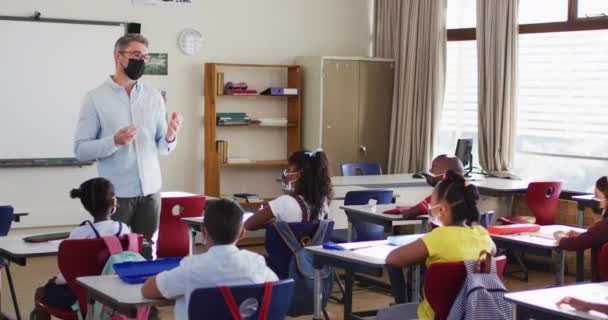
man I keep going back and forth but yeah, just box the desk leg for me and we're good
[5,264,21,320]
[409,264,421,303]
[344,269,354,320]
[576,250,584,282]
[555,250,565,286]
[86,292,95,320]
[418,220,428,234]
[347,218,353,242]
[577,207,584,228]
[313,268,322,320]
[190,230,196,255]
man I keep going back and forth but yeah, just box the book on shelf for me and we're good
[217,119,252,126]
[234,193,264,203]
[260,87,299,96]
[225,89,258,95]
[216,73,224,96]
[216,140,228,163]
[217,112,248,119]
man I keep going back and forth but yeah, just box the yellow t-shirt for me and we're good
[417,225,494,320]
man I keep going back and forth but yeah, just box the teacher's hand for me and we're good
[114,125,138,146]
[166,112,183,142]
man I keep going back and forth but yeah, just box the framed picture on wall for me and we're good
[145,53,168,76]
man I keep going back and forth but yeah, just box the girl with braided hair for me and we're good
[385,170,496,320]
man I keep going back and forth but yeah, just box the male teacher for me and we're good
[74,34,182,257]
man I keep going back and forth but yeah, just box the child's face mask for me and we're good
[281,169,299,192]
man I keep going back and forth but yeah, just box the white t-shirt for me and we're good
[157,245,278,320]
[69,220,131,239]
[268,195,329,223]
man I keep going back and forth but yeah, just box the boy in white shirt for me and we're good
[142,199,278,320]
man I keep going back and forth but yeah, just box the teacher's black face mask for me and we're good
[124,58,145,80]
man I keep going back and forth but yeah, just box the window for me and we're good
[514,29,608,192]
[447,0,476,29]
[434,41,479,162]
[519,0,568,24]
[578,0,608,18]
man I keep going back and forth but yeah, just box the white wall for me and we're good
[0,0,374,228]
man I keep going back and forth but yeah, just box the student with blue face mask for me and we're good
[244,150,333,230]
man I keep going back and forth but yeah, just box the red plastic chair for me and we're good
[498,182,562,226]
[424,256,507,320]
[599,243,608,282]
[35,234,143,319]
[157,195,205,258]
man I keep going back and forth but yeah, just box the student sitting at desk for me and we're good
[142,199,278,320]
[383,170,496,320]
[33,178,130,320]
[244,149,333,230]
[402,154,464,219]
[554,176,608,280]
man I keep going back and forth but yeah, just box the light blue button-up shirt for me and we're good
[74,77,176,197]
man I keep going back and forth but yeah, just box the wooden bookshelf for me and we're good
[204,62,302,197]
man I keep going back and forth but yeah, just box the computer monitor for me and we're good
[455,138,473,175]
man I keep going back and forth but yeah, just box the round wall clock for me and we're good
[178,28,204,55]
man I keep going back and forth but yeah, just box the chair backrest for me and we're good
[341,162,382,176]
[58,234,143,317]
[0,205,14,236]
[265,221,334,279]
[424,255,507,320]
[188,280,294,320]
[344,190,393,241]
[599,243,608,282]
[525,182,562,225]
[157,195,206,258]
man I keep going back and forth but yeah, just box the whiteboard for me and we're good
[0,19,125,159]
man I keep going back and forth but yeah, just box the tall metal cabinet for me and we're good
[296,57,395,175]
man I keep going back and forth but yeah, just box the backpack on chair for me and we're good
[447,251,513,320]
[74,234,149,320]
[272,220,333,317]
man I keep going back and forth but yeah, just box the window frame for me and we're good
[447,0,608,41]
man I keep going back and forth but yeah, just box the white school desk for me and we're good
[307,237,424,320]
[0,235,60,320]
[505,282,608,320]
[339,204,428,241]
[77,275,171,320]
[180,212,254,230]
[490,225,586,285]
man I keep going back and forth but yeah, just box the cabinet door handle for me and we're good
[360,145,367,157]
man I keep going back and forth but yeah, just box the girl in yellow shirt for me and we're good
[385,170,496,320]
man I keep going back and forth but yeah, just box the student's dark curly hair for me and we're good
[435,170,480,225]
[596,176,608,198]
[288,150,333,221]
[70,177,115,219]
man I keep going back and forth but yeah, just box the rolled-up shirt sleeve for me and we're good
[73,95,119,161]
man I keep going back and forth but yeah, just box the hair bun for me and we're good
[70,188,81,199]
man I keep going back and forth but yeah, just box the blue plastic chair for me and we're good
[188,279,294,320]
[265,221,334,279]
[340,162,382,176]
[479,211,494,229]
[0,205,14,236]
[331,190,394,243]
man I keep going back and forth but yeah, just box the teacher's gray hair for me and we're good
[114,33,149,52]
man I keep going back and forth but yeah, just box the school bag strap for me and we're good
[274,220,331,254]
[102,236,124,255]
[218,282,273,320]
[290,195,309,223]
[114,221,123,237]
[466,250,497,275]
[80,220,101,239]
[125,233,139,252]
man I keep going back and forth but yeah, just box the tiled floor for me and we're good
[0,227,578,319]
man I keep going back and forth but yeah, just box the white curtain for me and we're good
[375,0,447,173]
[477,0,519,177]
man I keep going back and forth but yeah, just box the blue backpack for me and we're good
[272,220,334,317]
